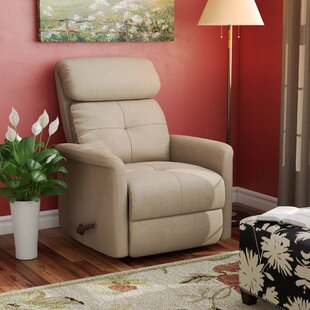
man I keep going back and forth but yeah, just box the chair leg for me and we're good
[241,289,257,305]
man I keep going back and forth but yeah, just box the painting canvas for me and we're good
[38,0,174,42]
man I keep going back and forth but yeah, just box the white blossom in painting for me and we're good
[39,0,174,42]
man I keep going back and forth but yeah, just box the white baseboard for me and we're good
[0,187,277,236]
[233,186,278,212]
[0,210,59,236]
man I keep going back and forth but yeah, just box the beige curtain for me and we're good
[279,0,310,206]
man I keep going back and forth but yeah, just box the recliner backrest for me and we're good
[55,57,170,163]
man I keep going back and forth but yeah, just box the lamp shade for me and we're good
[198,0,264,26]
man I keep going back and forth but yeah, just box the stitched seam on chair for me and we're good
[77,123,167,136]
[169,171,183,216]
[117,101,133,162]
[126,123,167,129]
[76,127,127,136]
[130,209,223,223]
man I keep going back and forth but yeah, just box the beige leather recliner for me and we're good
[54,57,233,258]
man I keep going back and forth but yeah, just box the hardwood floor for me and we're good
[0,203,260,293]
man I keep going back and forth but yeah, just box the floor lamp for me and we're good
[198,0,264,145]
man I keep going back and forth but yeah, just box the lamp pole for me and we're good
[227,25,233,145]
[198,0,264,145]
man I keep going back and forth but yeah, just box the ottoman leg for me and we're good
[241,289,257,305]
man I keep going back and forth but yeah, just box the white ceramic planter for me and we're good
[10,200,40,260]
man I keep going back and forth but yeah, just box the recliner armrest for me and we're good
[55,143,128,257]
[170,135,233,176]
[170,135,233,240]
[55,143,125,170]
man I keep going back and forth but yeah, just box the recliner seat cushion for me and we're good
[126,161,225,221]
[70,99,170,163]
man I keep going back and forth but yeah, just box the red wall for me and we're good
[0,1,284,216]
[237,0,283,197]
[0,1,228,215]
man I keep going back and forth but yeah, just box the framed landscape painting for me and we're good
[38,0,174,42]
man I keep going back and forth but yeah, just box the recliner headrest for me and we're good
[56,57,161,102]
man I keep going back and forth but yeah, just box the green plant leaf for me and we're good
[0,187,13,197]
[7,179,21,189]
[29,196,40,202]
[31,171,47,183]
[26,159,42,171]
[35,141,45,150]
[46,178,67,189]
[17,166,30,178]
[0,173,7,182]
[9,196,17,203]
[34,148,58,163]
[2,161,17,176]
[41,187,67,196]
[45,166,68,175]
[47,154,66,165]
[17,136,35,165]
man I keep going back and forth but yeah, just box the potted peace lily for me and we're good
[0,108,67,260]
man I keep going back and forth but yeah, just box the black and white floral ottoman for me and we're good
[239,217,310,309]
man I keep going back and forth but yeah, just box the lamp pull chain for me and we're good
[238,26,241,38]
[221,26,223,38]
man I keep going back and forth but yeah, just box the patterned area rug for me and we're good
[0,251,275,310]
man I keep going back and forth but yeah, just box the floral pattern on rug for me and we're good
[240,219,310,310]
[0,252,275,310]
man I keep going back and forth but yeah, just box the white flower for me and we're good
[261,233,293,276]
[31,121,43,137]
[130,26,138,34]
[112,1,128,11]
[68,20,75,28]
[5,126,17,142]
[295,264,310,291]
[284,297,310,310]
[295,231,310,243]
[16,134,22,142]
[131,15,143,26]
[301,250,310,261]
[115,22,123,30]
[262,287,279,305]
[130,3,140,11]
[38,110,49,128]
[96,11,105,17]
[145,18,152,26]
[46,153,57,164]
[239,248,264,295]
[9,108,20,127]
[96,0,109,5]
[152,8,160,13]
[261,223,281,233]
[43,9,52,17]
[72,14,80,21]
[80,23,90,31]
[48,117,59,136]
[123,12,131,20]
[41,31,52,40]
[89,3,97,10]
[152,32,160,39]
